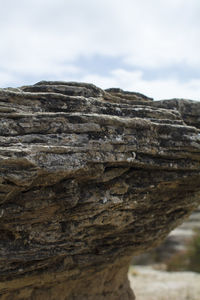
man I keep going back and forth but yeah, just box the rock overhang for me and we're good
[0,81,200,300]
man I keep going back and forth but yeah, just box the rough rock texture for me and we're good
[0,81,200,300]
[132,206,200,265]
[156,205,200,262]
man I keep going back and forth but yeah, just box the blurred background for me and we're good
[129,206,200,300]
[0,0,200,100]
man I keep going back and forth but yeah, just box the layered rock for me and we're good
[132,205,200,266]
[162,206,200,262]
[0,81,200,300]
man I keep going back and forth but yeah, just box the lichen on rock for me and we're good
[0,81,200,300]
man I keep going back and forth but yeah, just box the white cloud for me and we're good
[0,71,17,87]
[81,69,200,101]
[1,0,200,67]
[0,0,200,100]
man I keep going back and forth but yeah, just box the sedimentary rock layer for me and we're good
[0,81,200,300]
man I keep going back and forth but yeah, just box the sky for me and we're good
[0,0,200,100]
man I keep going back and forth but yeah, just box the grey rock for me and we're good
[133,206,200,265]
[0,82,200,300]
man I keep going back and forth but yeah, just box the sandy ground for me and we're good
[128,266,200,300]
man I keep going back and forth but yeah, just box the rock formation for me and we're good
[132,205,200,266]
[0,81,200,300]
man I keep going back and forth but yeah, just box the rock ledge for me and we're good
[0,81,200,300]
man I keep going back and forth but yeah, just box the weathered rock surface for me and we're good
[132,206,200,266]
[0,81,200,300]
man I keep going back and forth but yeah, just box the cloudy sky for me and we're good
[1,0,200,100]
